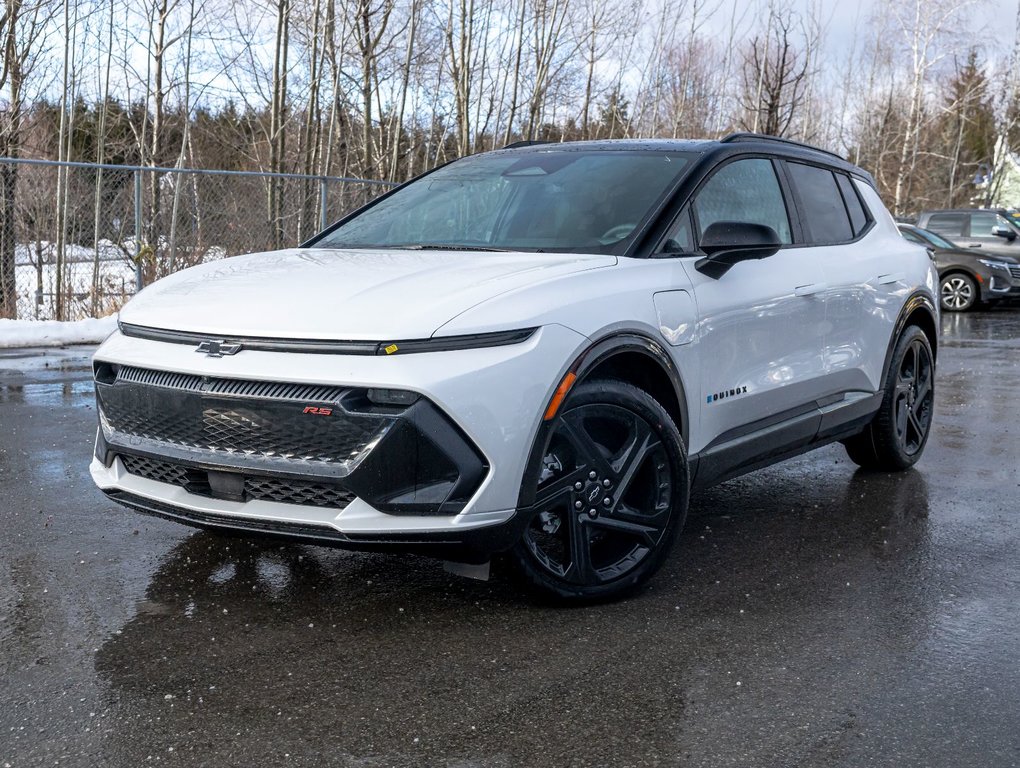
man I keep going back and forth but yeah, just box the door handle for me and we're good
[968,244,982,248]
[794,282,827,297]
[875,272,904,285]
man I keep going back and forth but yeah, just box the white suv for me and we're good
[90,134,939,601]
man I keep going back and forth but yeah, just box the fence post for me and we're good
[319,178,328,233]
[134,170,143,292]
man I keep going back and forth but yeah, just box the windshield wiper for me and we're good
[392,243,511,253]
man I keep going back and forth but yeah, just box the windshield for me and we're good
[313,150,694,255]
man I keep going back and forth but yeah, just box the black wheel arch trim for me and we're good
[515,330,690,511]
[882,292,939,383]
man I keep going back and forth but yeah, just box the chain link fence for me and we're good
[0,158,396,321]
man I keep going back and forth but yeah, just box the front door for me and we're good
[662,157,829,463]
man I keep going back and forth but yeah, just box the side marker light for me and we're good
[544,371,578,421]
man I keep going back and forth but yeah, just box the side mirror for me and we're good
[695,221,782,278]
[991,225,1016,241]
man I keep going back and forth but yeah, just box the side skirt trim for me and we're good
[691,391,881,490]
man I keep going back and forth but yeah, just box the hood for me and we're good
[119,248,617,340]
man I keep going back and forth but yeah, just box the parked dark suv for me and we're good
[915,208,1020,258]
[898,223,1020,311]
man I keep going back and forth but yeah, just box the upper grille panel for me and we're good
[118,366,347,403]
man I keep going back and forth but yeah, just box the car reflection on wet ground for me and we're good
[1,310,1019,767]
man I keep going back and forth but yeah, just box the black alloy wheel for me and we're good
[843,325,935,470]
[892,335,935,456]
[939,273,977,312]
[511,379,688,602]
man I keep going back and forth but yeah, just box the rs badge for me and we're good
[302,406,333,416]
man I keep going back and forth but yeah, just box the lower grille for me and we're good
[121,453,191,486]
[119,453,356,510]
[243,476,354,508]
[1009,266,1020,280]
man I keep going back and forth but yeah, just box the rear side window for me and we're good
[926,213,967,237]
[787,162,853,244]
[693,158,792,244]
[835,173,869,235]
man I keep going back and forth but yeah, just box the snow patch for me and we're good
[0,316,118,348]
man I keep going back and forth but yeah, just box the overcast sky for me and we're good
[698,0,1020,61]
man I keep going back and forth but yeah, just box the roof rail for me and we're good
[501,140,554,149]
[720,132,845,162]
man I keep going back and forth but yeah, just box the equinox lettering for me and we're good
[707,386,749,404]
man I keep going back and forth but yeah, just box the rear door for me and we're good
[788,163,897,404]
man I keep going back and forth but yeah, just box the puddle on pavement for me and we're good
[0,379,94,406]
[0,347,95,374]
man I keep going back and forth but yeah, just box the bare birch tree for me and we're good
[0,0,57,318]
[524,0,575,139]
[738,2,814,138]
[352,0,395,176]
[885,0,977,215]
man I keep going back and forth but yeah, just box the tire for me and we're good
[843,325,935,471]
[939,272,978,312]
[510,379,689,603]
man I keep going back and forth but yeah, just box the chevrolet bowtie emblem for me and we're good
[195,340,242,357]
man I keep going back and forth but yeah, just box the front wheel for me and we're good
[510,379,689,602]
[843,325,934,470]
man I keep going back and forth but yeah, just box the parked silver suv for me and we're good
[91,134,939,601]
[916,208,1020,259]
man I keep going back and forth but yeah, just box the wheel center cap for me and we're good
[581,482,604,506]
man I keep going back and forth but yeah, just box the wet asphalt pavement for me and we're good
[1,312,1019,768]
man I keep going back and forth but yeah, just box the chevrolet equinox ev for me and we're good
[90,134,939,601]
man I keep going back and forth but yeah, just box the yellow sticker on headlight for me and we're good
[384,344,399,355]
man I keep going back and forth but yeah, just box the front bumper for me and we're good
[91,460,528,561]
[984,265,1020,298]
[90,323,588,556]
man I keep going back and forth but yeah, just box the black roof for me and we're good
[497,138,715,153]
[494,134,874,186]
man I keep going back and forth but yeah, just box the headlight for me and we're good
[979,259,1012,271]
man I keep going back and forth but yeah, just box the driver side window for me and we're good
[692,159,793,245]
